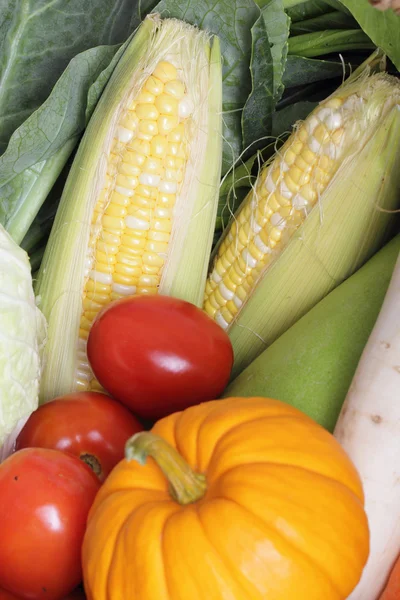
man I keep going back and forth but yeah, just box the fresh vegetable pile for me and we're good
[0,0,399,599]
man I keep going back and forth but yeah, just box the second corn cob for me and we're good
[204,71,400,378]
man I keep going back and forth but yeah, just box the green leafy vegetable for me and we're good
[285,0,335,21]
[288,29,374,57]
[0,223,47,461]
[241,13,274,150]
[290,10,357,33]
[0,0,146,153]
[282,55,348,86]
[242,0,289,150]
[338,0,400,70]
[0,43,128,243]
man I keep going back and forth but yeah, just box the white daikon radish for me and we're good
[334,249,400,599]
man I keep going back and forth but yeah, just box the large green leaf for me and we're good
[288,29,374,58]
[338,0,400,70]
[0,43,126,242]
[155,0,259,173]
[283,55,349,87]
[285,0,335,21]
[242,0,290,150]
[0,0,150,154]
[290,9,357,33]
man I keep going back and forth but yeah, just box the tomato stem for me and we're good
[125,432,207,505]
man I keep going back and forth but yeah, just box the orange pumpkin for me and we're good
[82,397,369,600]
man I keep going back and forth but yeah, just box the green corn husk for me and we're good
[36,15,222,403]
[224,234,400,431]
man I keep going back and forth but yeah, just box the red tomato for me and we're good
[87,295,234,420]
[0,448,100,600]
[16,392,142,481]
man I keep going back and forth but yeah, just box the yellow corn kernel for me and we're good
[154,219,172,233]
[127,206,152,221]
[302,147,317,165]
[155,94,178,115]
[120,112,138,131]
[143,157,163,174]
[112,272,139,286]
[116,174,139,190]
[136,90,156,104]
[96,240,119,256]
[128,139,151,155]
[101,215,126,232]
[145,240,168,254]
[145,76,164,96]
[117,253,142,268]
[136,103,159,121]
[82,297,103,312]
[164,80,185,99]
[79,328,90,341]
[143,252,165,267]
[148,230,170,243]
[168,124,185,142]
[158,115,179,135]
[314,123,330,144]
[96,250,117,265]
[204,300,218,318]
[84,310,99,323]
[104,203,127,218]
[115,264,142,277]
[108,191,130,207]
[150,135,169,157]
[94,261,114,275]
[153,61,177,83]
[139,120,158,137]
[123,151,146,168]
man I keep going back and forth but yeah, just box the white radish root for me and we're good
[334,252,400,599]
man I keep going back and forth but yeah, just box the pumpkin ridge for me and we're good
[206,416,363,500]
[190,399,304,472]
[209,460,365,506]
[213,495,343,599]
[195,501,266,600]
[194,413,306,474]
[109,499,179,598]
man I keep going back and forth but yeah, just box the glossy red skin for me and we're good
[87,295,234,420]
[16,392,142,481]
[0,448,100,600]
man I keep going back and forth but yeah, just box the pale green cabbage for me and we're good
[0,224,47,461]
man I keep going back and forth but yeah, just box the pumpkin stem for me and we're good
[125,432,207,505]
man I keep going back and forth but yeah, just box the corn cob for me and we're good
[204,72,400,378]
[36,16,222,401]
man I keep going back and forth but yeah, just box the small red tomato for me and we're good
[16,392,142,481]
[87,295,234,420]
[0,448,100,600]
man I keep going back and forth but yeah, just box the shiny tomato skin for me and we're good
[0,448,100,600]
[16,392,142,481]
[87,295,234,420]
